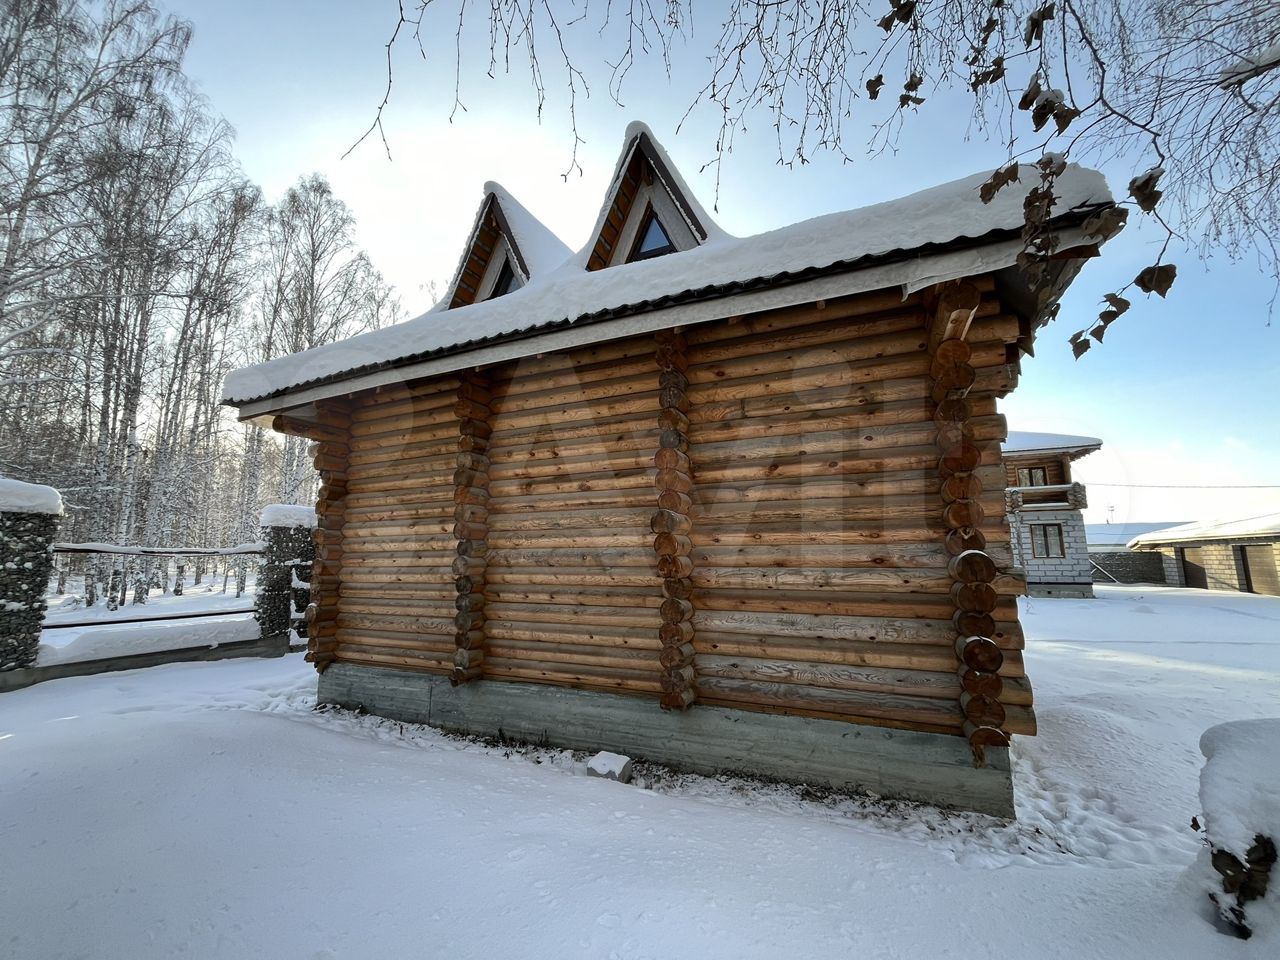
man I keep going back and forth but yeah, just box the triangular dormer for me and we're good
[584,123,721,271]
[444,184,570,309]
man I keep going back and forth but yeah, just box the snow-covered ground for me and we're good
[1,585,1276,958]
[43,580,256,626]
[38,581,258,666]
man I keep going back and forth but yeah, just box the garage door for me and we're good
[1180,547,1208,589]
[1243,545,1280,596]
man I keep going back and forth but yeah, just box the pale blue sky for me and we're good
[168,0,1278,524]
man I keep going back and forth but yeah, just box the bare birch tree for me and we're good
[374,1,1279,349]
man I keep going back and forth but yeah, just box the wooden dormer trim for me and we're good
[586,132,708,272]
[447,195,532,309]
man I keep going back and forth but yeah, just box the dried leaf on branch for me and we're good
[1135,263,1178,297]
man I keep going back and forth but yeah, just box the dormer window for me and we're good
[628,207,676,262]
[487,260,523,300]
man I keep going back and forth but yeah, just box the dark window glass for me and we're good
[1031,524,1065,558]
[628,208,676,262]
[487,260,522,300]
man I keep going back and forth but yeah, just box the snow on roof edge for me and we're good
[1128,512,1280,548]
[1004,431,1103,456]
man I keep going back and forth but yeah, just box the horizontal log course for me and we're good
[496,355,660,398]
[489,473,654,502]
[691,632,1022,678]
[689,568,1021,594]
[687,413,1006,466]
[340,490,455,514]
[337,597,456,616]
[273,415,348,444]
[487,393,657,433]
[354,375,463,409]
[688,494,1006,528]
[689,394,989,443]
[693,585,1019,622]
[692,310,927,366]
[333,628,455,654]
[690,607,1022,648]
[490,370,658,415]
[336,612,456,636]
[339,554,453,571]
[332,645,451,671]
[695,675,961,729]
[483,638,660,673]
[689,542,947,570]
[696,654,967,700]
[483,660,662,695]
[698,293,1009,359]
[690,443,1003,486]
[486,620,662,650]
[346,450,457,480]
[485,450,650,483]
[348,421,458,453]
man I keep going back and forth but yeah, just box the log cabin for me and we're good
[223,122,1120,817]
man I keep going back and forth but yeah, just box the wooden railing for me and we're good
[1006,482,1088,510]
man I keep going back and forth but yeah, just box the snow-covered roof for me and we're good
[1004,431,1102,459]
[1128,513,1280,548]
[1085,522,1185,548]
[223,121,1113,410]
[0,476,63,515]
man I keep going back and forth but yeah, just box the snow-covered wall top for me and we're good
[1198,718,1280,859]
[0,476,64,515]
[1004,431,1103,456]
[1129,512,1280,548]
[259,504,316,529]
[223,122,1112,407]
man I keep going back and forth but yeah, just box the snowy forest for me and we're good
[0,1,400,556]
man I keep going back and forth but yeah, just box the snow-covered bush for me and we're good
[1193,719,1279,941]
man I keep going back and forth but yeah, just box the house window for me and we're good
[1030,523,1066,558]
[628,207,676,262]
[486,260,523,300]
[1017,466,1048,487]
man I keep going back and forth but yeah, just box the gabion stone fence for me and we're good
[255,504,317,650]
[0,479,63,671]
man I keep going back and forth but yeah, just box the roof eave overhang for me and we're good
[229,209,1109,420]
[1005,444,1103,460]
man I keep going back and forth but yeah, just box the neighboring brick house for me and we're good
[1129,514,1280,596]
[1004,432,1101,598]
